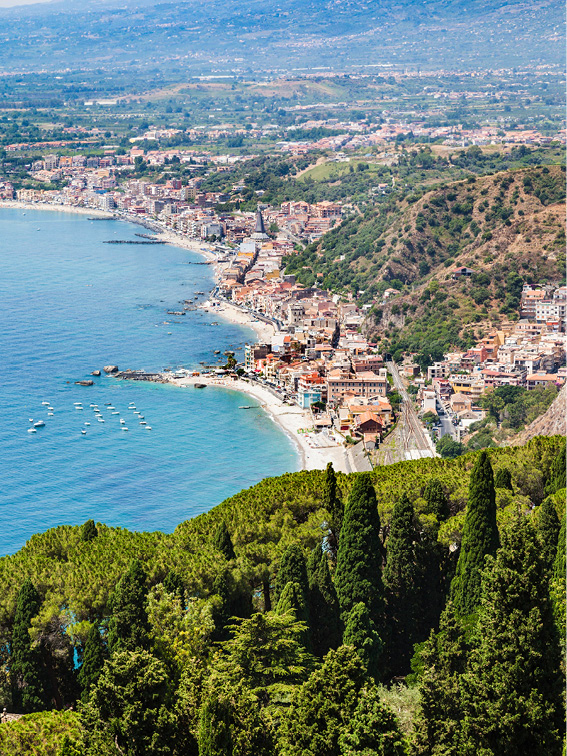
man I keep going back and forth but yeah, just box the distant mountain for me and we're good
[0,0,564,75]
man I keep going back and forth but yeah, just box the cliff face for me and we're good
[515,385,566,444]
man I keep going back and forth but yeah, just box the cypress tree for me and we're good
[343,603,382,681]
[536,497,560,572]
[11,579,48,713]
[198,689,233,756]
[107,559,150,653]
[274,544,309,604]
[411,603,468,756]
[335,473,384,625]
[550,513,565,643]
[461,517,564,756]
[78,623,107,701]
[383,494,420,674]
[80,519,98,542]
[494,467,512,490]
[163,569,185,604]
[339,685,406,756]
[213,521,236,561]
[276,581,309,624]
[451,450,499,617]
[422,479,449,521]
[323,463,343,555]
[308,545,342,657]
[545,443,566,496]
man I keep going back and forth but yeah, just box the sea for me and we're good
[0,208,299,556]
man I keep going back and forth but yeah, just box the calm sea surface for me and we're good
[0,208,298,556]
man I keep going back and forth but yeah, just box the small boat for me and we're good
[120,419,125,424]
[85,422,91,426]
[121,427,128,431]
[48,406,54,411]
[138,415,144,419]
[112,411,119,415]
[139,421,146,425]
[34,420,45,427]
[239,406,253,410]
[75,406,83,410]
[145,426,152,430]
[28,428,36,434]
[73,402,82,406]
[41,401,49,406]
[29,418,34,422]
[98,418,105,423]
[81,430,87,435]
[48,412,54,417]
[108,406,115,410]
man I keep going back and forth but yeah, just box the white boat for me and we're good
[85,422,90,426]
[41,401,49,406]
[73,402,82,406]
[98,418,105,423]
[120,419,125,424]
[48,412,54,417]
[29,418,34,422]
[81,430,87,435]
[139,421,146,425]
[145,426,152,430]
[48,406,54,411]
[34,420,45,427]
[28,428,36,434]
[112,411,119,415]
[121,427,128,431]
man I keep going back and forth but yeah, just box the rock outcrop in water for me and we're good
[103,365,119,374]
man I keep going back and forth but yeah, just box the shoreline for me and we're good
[156,372,351,473]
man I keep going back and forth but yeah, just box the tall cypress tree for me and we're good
[461,517,564,756]
[422,479,449,521]
[213,521,236,561]
[107,560,150,653]
[11,579,48,713]
[335,473,384,625]
[494,467,512,490]
[80,519,98,542]
[550,513,565,643]
[323,463,343,556]
[544,443,566,496]
[411,602,468,756]
[78,623,107,702]
[536,498,560,572]
[274,544,309,604]
[308,545,342,657]
[343,602,382,681]
[451,450,499,616]
[383,494,420,675]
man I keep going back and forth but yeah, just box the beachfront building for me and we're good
[297,373,326,409]
[327,369,388,403]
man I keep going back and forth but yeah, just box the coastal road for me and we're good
[374,363,436,465]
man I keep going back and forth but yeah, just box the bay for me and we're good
[0,208,299,556]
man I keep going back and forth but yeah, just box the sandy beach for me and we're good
[157,372,352,473]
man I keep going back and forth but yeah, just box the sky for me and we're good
[0,0,53,6]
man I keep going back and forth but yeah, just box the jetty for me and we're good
[103,240,166,245]
[135,233,158,240]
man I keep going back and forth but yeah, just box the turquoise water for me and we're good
[0,208,299,556]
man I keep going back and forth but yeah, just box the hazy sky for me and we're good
[0,0,53,6]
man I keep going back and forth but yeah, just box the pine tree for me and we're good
[461,517,564,756]
[335,473,384,625]
[451,450,499,616]
[494,467,512,490]
[164,569,185,604]
[78,623,107,702]
[281,645,370,756]
[383,494,420,674]
[339,685,406,756]
[411,602,468,756]
[323,463,343,555]
[422,479,449,521]
[213,521,236,561]
[274,544,309,604]
[80,519,98,542]
[343,603,382,681]
[11,579,48,713]
[545,443,566,496]
[536,497,560,572]
[308,545,342,657]
[107,559,150,653]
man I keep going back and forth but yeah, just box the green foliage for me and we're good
[343,603,383,681]
[451,451,499,617]
[422,479,450,520]
[324,462,343,555]
[281,645,370,756]
[80,520,98,543]
[276,581,310,639]
[338,685,407,756]
[307,545,342,657]
[494,467,512,490]
[107,559,150,653]
[335,474,384,624]
[436,436,465,459]
[213,521,236,561]
[77,624,106,702]
[274,545,309,606]
[11,579,48,713]
[461,517,565,756]
[536,497,560,572]
[0,711,81,756]
[411,603,468,756]
[550,510,566,642]
[545,443,566,495]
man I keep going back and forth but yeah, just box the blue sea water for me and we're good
[0,208,299,556]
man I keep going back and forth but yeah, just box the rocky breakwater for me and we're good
[114,369,170,384]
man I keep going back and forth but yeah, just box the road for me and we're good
[374,362,436,465]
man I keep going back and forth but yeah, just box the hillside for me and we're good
[515,385,566,444]
[286,164,566,360]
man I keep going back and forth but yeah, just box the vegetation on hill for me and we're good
[0,436,563,753]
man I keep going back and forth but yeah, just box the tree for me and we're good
[78,623,107,702]
[461,517,564,756]
[323,463,343,556]
[307,545,342,657]
[335,474,384,625]
[276,581,309,624]
[213,521,236,561]
[338,685,406,756]
[274,544,309,605]
[343,603,382,681]
[545,443,566,495]
[81,519,98,542]
[550,512,565,643]
[422,479,449,521]
[436,436,465,459]
[411,603,468,756]
[281,645,370,756]
[451,451,499,616]
[107,560,150,653]
[536,498,560,572]
[494,467,512,490]
[163,570,185,605]
[383,494,421,674]
[11,579,48,713]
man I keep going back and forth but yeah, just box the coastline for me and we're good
[157,372,352,473]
